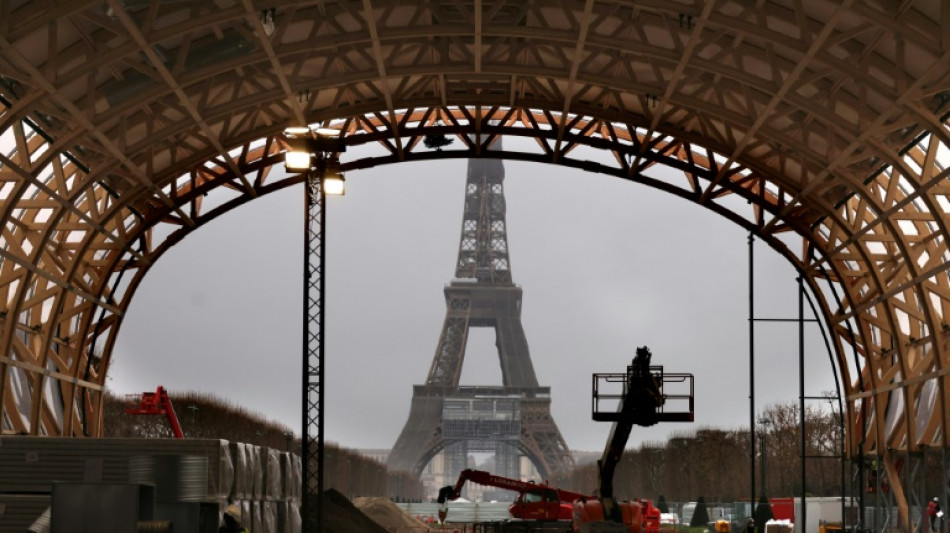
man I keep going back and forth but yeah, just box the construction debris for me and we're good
[321,489,388,533]
[353,496,433,532]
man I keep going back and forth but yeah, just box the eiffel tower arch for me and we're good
[387,149,574,481]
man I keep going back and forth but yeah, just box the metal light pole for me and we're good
[302,170,325,533]
[285,127,345,533]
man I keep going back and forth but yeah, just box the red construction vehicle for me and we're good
[437,347,692,533]
[573,346,694,533]
[125,385,184,438]
[438,469,589,522]
[438,470,662,531]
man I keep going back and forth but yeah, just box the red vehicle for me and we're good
[125,385,184,438]
[573,347,694,533]
[437,468,588,521]
[438,469,662,532]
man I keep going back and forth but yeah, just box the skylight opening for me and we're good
[897,219,919,236]
[0,125,15,158]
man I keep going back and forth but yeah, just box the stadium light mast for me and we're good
[284,126,345,533]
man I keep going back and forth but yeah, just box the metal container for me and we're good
[50,482,154,533]
[129,455,209,502]
[0,436,232,499]
[153,501,220,533]
[0,495,50,533]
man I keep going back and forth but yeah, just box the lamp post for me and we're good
[186,403,198,436]
[285,126,345,533]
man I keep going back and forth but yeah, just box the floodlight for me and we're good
[284,126,311,136]
[285,150,311,171]
[322,174,345,195]
[322,159,345,195]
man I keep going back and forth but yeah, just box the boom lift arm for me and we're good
[590,346,694,524]
[125,385,184,439]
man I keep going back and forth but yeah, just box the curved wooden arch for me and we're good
[2,1,949,484]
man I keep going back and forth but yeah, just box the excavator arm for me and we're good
[438,469,588,504]
[437,469,590,523]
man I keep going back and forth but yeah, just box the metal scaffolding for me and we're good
[302,174,325,533]
[442,393,522,492]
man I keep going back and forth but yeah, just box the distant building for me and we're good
[356,449,390,464]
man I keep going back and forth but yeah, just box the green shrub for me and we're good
[690,496,710,527]
[753,496,774,532]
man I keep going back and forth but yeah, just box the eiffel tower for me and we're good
[387,144,574,482]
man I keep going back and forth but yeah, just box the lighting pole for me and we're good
[187,403,198,436]
[284,126,345,533]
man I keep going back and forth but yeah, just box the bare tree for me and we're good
[563,401,843,503]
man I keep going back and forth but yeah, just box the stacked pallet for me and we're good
[0,436,301,533]
[0,494,49,533]
[0,437,233,497]
[230,444,302,533]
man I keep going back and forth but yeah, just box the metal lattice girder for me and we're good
[302,175,325,533]
[4,0,950,496]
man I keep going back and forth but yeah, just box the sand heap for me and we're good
[321,489,389,533]
[353,496,434,532]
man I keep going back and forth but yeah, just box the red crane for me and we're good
[125,386,184,439]
[438,469,589,522]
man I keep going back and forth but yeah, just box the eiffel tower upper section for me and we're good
[456,154,513,285]
[423,146,540,390]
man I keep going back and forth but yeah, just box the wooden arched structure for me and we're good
[2,1,950,528]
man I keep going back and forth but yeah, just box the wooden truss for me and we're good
[2,1,950,471]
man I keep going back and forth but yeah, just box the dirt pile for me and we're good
[321,489,389,533]
[353,496,433,532]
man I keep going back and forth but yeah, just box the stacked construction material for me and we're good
[0,494,50,533]
[228,442,301,532]
[0,436,301,533]
[278,451,303,533]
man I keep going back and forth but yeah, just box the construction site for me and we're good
[4,1,950,532]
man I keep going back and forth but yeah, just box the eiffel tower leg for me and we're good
[520,397,575,480]
[388,301,471,479]
[493,293,539,388]
[494,308,574,478]
[388,392,446,478]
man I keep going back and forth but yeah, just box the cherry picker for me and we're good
[438,347,693,533]
[573,346,694,533]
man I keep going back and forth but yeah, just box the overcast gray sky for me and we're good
[111,137,837,453]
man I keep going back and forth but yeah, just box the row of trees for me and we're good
[102,390,425,499]
[103,391,842,503]
[103,390,296,449]
[557,401,844,502]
